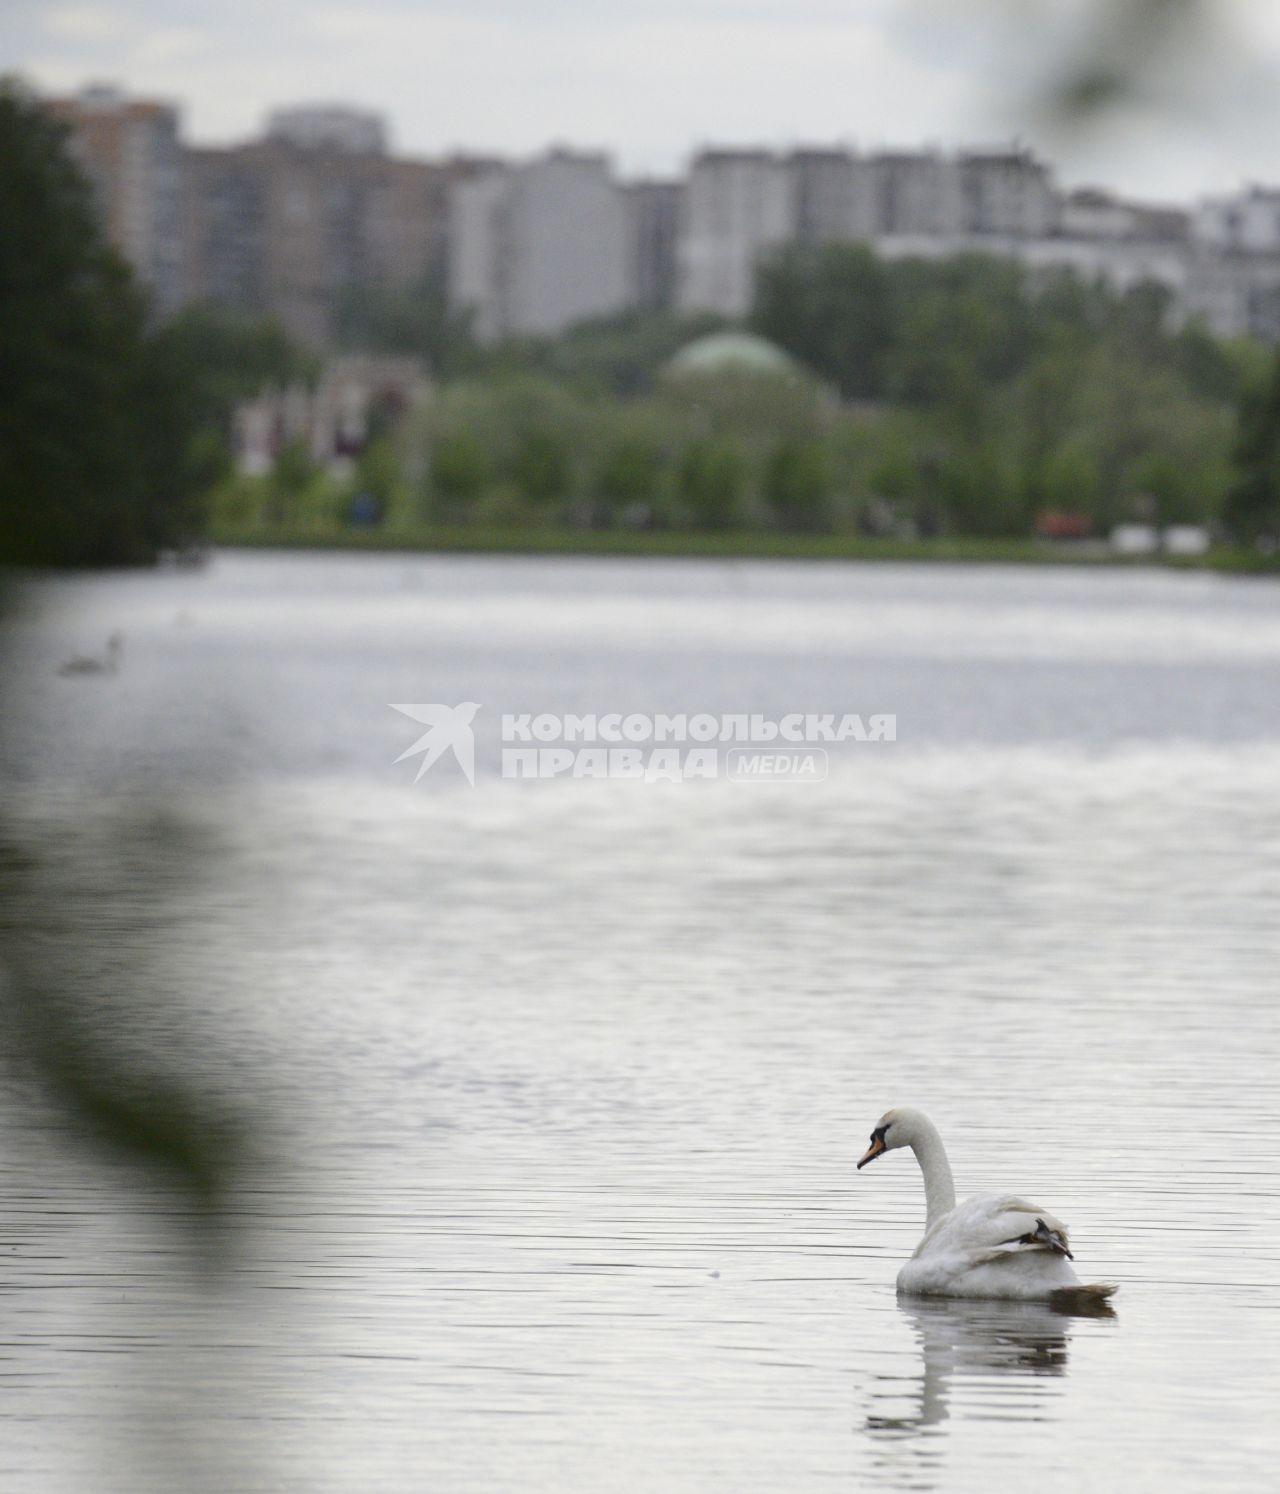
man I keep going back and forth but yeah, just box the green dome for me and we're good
[665,331,801,379]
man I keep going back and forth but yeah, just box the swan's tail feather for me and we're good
[1048,1283,1118,1316]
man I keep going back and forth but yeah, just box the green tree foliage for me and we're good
[430,430,491,509]
[0,83,154,564]
[267,439,318,527]
[763,439,831,533]
[939,443,1026,537]
[153,306,312,419]
[0,84,305,565]
[364,244,1258,545]
[752,244,1245,534]
[1036,440,1101,517]
[679,440,745,531]
[1224,348,1280,541]
[511,430,570,505]
[505,312,728,397]
[354,436,400,510]
[335,266,480,380]
[595,435,661,519]
[753,244,893,400]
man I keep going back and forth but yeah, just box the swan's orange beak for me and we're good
[857,1136,886,1169]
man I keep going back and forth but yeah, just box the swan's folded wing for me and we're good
[921,1194,1073,1260]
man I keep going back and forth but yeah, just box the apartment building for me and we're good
[625,179,682,313]
[448,150,630,340]
[43,81,1280,348]
[788,148,878,245]
[184,109,454,345]
[46,84,186,316]
[1196,187,1280,253]
[676,150,792,316]
[871,150,964,237]
[958,148,1057,237]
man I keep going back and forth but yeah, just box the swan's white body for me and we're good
[859,1107,1115,1307]
[57,633,122,677]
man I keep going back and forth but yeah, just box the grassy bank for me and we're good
[210,523,1280,573]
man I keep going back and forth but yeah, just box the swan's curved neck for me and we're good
[909,1116,957,1228]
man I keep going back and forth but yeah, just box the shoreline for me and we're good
[209,525,1280,574]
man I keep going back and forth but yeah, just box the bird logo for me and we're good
[390,702,481,785]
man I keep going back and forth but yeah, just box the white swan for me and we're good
[858,1107,1116,1310]
[57,632,122,677]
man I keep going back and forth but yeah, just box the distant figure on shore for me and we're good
[57,632,122,678]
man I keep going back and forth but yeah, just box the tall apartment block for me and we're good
[46,84,186,316]
[676,150,792,316]
[183,107,456,346]
[448,150,630,341]
[626,180,682,313]
[872,150,964,237]
[957,148,1057,237]
[789,149,878,245]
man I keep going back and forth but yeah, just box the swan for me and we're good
[857,1107,1116,1311]
[57,632,122,677]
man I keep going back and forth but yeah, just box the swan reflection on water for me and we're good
[863,1294,1114,1476]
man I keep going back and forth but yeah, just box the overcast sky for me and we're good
[6,1,1280,202]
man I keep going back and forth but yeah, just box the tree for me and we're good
[335,264,480,380]
[752,243,894,399]
[0,85,301,565]
[678,440,744,530]
[1036,441,1100,517]
[594,434,661,523]
[763,439,831,533]
[1224,348,1280,542]
[0,82,154,564]
[267,439,317,527]
[352,436,401,520]
[939,443,1025,538]
[510,429,570,505]
[430,430,491,510]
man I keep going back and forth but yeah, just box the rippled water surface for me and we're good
[2,552,1279,1493]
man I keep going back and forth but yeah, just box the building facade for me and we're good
[788,149,878,245]
[42,81,1280,348]
[1196,187,1280,253]
[871,150,964,236]
[184,125,454,346]
[47,84,186,316]
[625,180,682,313]
[958,148,1057,237]
[448,150,630,340]
[676,150,792,316]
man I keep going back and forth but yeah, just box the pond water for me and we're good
[1,551,1278,1493]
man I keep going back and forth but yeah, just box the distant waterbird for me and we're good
[57,632,123,678]
[858,1107,1117,1312]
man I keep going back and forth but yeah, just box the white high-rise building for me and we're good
[958,148,1058,237]
[1195,187,1280,253]
[448,168,511,343]
[871,151,964,237]
[448,150,629,341]
[625,180,682,312]
[676,150,792,316]
[788,149,878,245]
